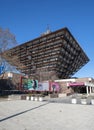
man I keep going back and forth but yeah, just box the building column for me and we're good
[90,87,92,94]
[86,86,89,95]
[92,87,94,93]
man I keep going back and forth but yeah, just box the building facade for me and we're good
[2,27,89,81]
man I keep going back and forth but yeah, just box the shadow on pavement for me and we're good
[0,102,49,122]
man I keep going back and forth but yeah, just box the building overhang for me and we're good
[1,27,90,80]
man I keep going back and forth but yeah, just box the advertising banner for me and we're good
[50,82,60,92]
[0,65,5,74]
[21,77,60,92]
[37,81,49,91]
[22,78,38,90]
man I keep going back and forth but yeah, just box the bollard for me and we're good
[26,96,30,100]
[71,98,77,104]
[91,99,94,105]
[31,96,34,101]
[39,97,43,101]
[34,97,38,101]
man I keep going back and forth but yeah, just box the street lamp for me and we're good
[27,54,36,79]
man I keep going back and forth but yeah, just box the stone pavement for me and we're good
[0,100,94,130]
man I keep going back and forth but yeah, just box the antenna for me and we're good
[41,24,51,36]
[46,24,51,34]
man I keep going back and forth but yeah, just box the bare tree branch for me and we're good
[0,27,18,77]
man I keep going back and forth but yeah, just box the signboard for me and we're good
[21,77,60,92]
[22,78,38,90]
[68,82,85,87]
[37,81,49,91]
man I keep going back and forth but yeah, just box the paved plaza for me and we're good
[0,99,94,130]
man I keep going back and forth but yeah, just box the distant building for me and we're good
[2,27,89,81]
[55,77,94,95]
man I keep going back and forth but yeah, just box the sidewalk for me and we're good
[0,100,94,130]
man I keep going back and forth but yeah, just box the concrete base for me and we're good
[91,99,94,105]
[71,98,77,104]
[58,93,66,97]
[81,99,87,105]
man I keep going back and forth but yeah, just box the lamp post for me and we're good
[27,55,32,78]
[27,54,36,79]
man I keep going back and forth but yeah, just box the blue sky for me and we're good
[0,0,94,78]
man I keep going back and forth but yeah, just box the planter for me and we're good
[31,96,34,101]
[91,99,94,105]
[34,97,38,101]
[26,96,30,100]
[39,97,43,101]
[21,95,26,100]
[81,99,87,105]
[71,98,77,104]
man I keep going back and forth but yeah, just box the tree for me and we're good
[0,27,18,78]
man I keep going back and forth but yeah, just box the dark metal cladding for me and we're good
[2,27,89,81]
